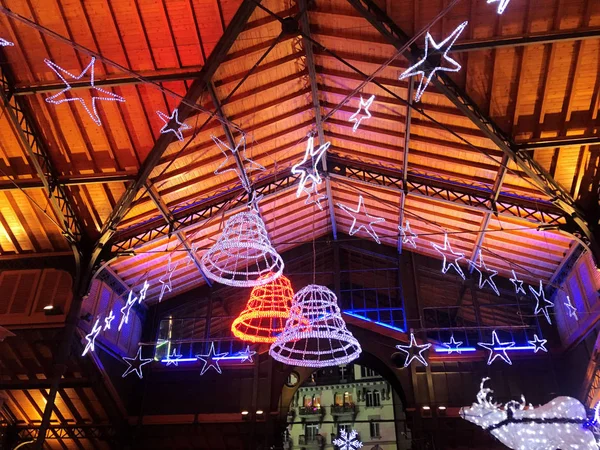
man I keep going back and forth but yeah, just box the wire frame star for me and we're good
[82,318,102,356]
[165,349,183,366]
[528,334,548,353]
[396,333,432,367]
[103,309,115,331]
[44,57,125,126]
[157,108,191,141]
[247,190,264,213]
[564,295,578,320]
[302,181,327,210]
[122,347,153,379]
[478,330,514,365]
[238,345,257,363]
[187,242,199,267]
[196,342,227,376]
[443,335,463,354]
[118,290,138,331]
[333,429,363,450]
[510,269,526,295]
[212,134,265,192]
[432,233,465,279]
[137,280,150,304]
[399,220,417,249]
[487,0,511,14]
[0,38,14,47]
[337,195,385,244]
[292,134,330,199]
[468,251,500,296]
[159,257,178,302]
[399,21,468,102]
[528,280,554,325]
[349,94,375,132]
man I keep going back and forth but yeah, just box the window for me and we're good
[305,424,319,439]
[313,395,321,408]
[361,366,377,378]
[344,391,353,405]
[339,365,349,380]
[338,423,351,435]
[366,390,381,407]
[370,422,381,438]
[335,392,343,406]
[303,396,312,407]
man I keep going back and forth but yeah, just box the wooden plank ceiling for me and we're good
[0,0,597,303]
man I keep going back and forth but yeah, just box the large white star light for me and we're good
[122,347,153,379]
[333,429,363,450]
[196,342,227,376]
[432,233,465,279]
[292,135,330,199]
[396,333,432,368]
[157,108,191,141]
[337,195,385,244]
[212,134,265,192]
[399,21,468,102]
[528,280,554,325]
[349,94,375,132]
[44,57,125,126]
[477,330,514,365]
[468,251,500,296]
[488,0,511,14]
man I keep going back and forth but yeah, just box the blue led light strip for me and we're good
[343,311,405,333]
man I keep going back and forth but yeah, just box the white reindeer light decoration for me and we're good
[460,378,599,450]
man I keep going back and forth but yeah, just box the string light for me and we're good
[82,318,102,356]
[487,0,511,14]
[399,21,468,102]
[269,284,362,368]
[349,94,375,132]
[510,270,526,295]
[442,335,463,354]
[0,38,14,46]
[432,233,465,279]
[196,342,227,376]
[212,134,265,192]
[399,220,417,249]
[291,135,330,200]
[468,251,500,296]
[528,280,554,325]
[395,333,432,367]
[337,195,385,244]
[44,57,125,126]
[333,429,363,450]
[157,108,190,141]
[158,258,177,302]
[564,296,578,320]
[477,330,514,365]
[200,210,284,287]
[528,334,548,353]
[122,347,153,379]
[231,273,294,343]
[103,309,115,330]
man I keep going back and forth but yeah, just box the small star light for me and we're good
[0,38,14,47]
[510,269,526,295]
[487,0,511,14]
[396,333,432,368]
[103,309,115,330]
[157,108,190,141]
[196,342,227,376]
[399,220,417,249]
[212,134,265,192]
[122,347,153,379]
[432,233,465,279]
[237,345,257,363]
[159,258,178,302]
[443,335,463,354]
[291,135,330,200]
[399,21,468,102]
[477,330,515,365]
[564,296,578,320]
[44,57,125,126]
[333,429,363,450]
[302,182,327,210]
[165,349,183,366]
[528,334,548,353]
[137,280,150,304]
[528,280,555,325]
[468,251,500,296]
[118,290,138,331]
[337,195,385,244]
[82,318,102,356]
[349,94,375,132]
[186,242,199,267]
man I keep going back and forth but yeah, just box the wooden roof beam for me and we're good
[0,172,136,191]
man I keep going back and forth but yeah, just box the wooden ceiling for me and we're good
[0,0,598,303]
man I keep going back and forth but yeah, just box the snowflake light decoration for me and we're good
[212,134,265,192]
[157,108,190,141]
[399,21,468,102]
[44,57,125,126]
[337,195,385,244]
[477,330,514,365]
[468,251,500,296]
[292,135,330,200]
[349,94,375,132]
[432,233,465,279]
[333,429,363,450]
[395,333,432,367]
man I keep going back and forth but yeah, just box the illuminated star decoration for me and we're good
[443,335,463,354]
[487,0,511,14]
[212,134,265,192]
[528,334,548,353]
[337,195,385,244]
[165,349,183,366]
[44,57,125,126]
[477,330,515,365]
[349,94,375,132]
[187,242,199,267]
[468,251,500,296]
[0,38,14,47]
[333,429,363,450]
[82,318,102,356]
[247,190,264,213]
[564,296,578,320]
[291,135,330,199]
[157,108,190,141]
[528,280,554,325]
[118,290,138,331]
[237,346,257,363]
[137,280,150,304]
[103,309,115,330]
[399,220,417,249]
[399,21,468,102]
[432,234,465,279]
[302,182,327,210]
[510,269,526,295]
[122,347,153,379]
[159,258,178,302]
[196,342,227,376]
[395,333,432,368]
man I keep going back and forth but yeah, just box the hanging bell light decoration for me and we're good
[269,285,362,368]
[231,273,295,343]
[201,210,284,287]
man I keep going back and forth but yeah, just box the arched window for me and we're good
[303,395,312,407]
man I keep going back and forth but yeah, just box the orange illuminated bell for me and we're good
[231,273,295,343]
